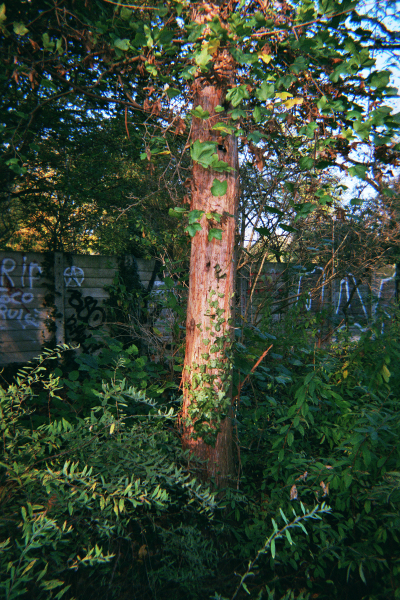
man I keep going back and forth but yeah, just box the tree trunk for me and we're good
[181,73,239,486]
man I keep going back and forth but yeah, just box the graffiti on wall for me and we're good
[296,267,396,329]
[65,288,106,348]
[64,266,85,287]
[0,257,43,330]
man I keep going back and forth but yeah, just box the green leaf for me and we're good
[242,582,250,595]
[299,156,314,170]
[211,179,228,196]
[208,228,222,242]
[188,209,204,224]
[56,38,63,55]
[290,56,308,73]
[143,25,153,48]
[186,223,202,237]
[166,87,181,99]
[191,105,210,119]
[226,85,250,107]
[126,344,139,355]
[0,4,6,25]
[279,508,288,524]
[359,562,367,584]
[285,529,294,545]
[169,206,186,218]
[280,224,297,233]
[369,70,390,89]
[255,227,270,237]
[211,122,235,134]
[381,364,391,382]
[13,22,29,35]
[190,140,217,168]
[194,45,212,69]
[271,538,276,558]
[42,33,55,50]
[255,81,275,101]
[120,7,133,19]
[145,62,157,76]
[206,212,221,222]
[253,106,263,122]
[211,158,234,172]
[348,164,368,179]
[229,108,246,120]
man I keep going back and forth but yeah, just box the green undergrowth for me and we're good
[1,305,400,599]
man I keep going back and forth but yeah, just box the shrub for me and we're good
[0,347,216,600]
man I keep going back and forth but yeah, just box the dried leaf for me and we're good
[290,484,298,500]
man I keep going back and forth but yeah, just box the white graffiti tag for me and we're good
[0,257,43,330]
[64,266,85,287]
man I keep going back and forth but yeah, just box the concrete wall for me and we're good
[239,262,397,329]
[0,251,397,365]
[0,251,159,365]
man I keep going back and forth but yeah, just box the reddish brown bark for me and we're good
[181,75,240,486]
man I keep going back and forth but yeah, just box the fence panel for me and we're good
[0,251,159,365]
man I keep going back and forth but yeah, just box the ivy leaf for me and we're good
[284,97,303,109]
[258,52,272,64]
[211,157,234,172]
[188,209,204,224]
[276,91,292,100]
[300,122,319,138]
[208,228,222,242]
[194,45,212,69]
[42,33,55,50]
[229,108,246,120]
[211,122,235,134]
[226,85,250,107]
[144,25,153,48]
[368,70,390,89]
[255,81,275,101]
[207,39,220,55]
[190,140,217,168]
[191,105,210,119]
[186,223,202,237]
[114,38,130,51]
[299,156,314,169]
[13,22,29,35]
[120,7,132,19]
[145,62,157,76]
[348,164,368,179]
[294,203,316,219]
[206,212,221,222]
[166,87,181,99]
[211,179,228,197]
[290,56,308,73]
[253,106,263,123]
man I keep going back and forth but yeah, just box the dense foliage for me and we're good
[2,302,400,599]
[1,0,400,597]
